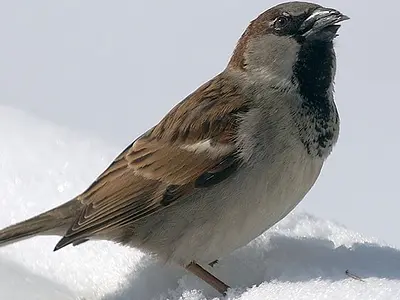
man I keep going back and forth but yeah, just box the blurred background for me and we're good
[0,0,399,247]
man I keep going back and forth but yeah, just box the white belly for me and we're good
[132,148,323,267]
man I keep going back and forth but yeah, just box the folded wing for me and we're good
[54,74,250,250]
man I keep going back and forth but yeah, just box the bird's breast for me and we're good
[178,145,324,265]
[221,146,323,247]
[296,100,340,159]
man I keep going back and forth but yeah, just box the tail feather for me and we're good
[0,199,81,248]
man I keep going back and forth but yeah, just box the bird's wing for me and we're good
[55,74,250,250]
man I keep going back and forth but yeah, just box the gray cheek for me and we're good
[245,35,300,80]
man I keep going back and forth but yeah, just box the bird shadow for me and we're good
[102,234,400,300]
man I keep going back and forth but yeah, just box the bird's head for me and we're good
[228,1,349,94]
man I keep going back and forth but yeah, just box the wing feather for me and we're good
[54,73,250,250]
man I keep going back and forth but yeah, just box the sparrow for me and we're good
[0,1,348,295]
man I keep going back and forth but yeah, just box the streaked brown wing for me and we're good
[54,74,250,250]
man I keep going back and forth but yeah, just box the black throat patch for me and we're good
[293,39,334,117]
[292,39,339,157]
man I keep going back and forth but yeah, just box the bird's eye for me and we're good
[274,15,290,29]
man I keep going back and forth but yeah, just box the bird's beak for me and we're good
[300,7,349,40]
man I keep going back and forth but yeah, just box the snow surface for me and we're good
[1,105,400,300]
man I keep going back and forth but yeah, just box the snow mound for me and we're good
[1,106,399,300]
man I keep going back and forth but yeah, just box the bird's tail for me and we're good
[0,199,82,247]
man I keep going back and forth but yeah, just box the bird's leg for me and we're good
[185,261,230,295]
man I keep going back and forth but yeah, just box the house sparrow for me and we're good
[0,1,348,295]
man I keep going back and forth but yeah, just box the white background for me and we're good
[0,1,399,299]
[1,0,397,246]
[2,0,395,247]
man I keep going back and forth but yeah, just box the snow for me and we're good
[1,105,400,300]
